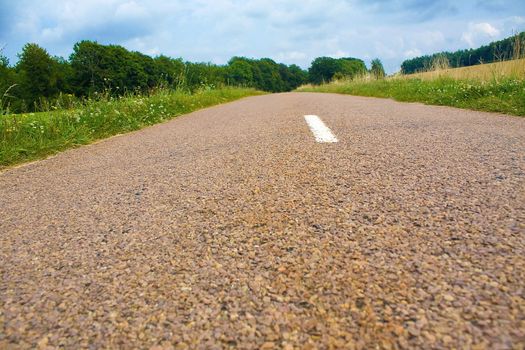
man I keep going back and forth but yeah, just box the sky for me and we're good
[0,0,524,73]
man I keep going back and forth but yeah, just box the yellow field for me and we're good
[404,58,525,81]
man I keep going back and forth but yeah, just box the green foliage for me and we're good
[298,77,525,116]
[15,43,67,111]
[69,40,104,94]
[0,41,311,113]
[286,64,309,90]
[308,57,366,84]
[226,56,308,92]
[0,54,8,67]
[0,52,18,114]
[70,41,152,95]
[154,55,185,88]
[53,56,73,94]
[0,87,263,168]
[401,32,525,74]
[228,58,254,86]
[184,61,227,92]
[70,42,308,96]
[309,57,340,84]
[370,58,385,79]
[256,58,283,92]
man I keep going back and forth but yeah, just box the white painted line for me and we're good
[304,115,339,143]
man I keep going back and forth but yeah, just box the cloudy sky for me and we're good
[0,0,524,72]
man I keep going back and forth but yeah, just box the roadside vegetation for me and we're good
[0,40,370,167]
[298,32,525,117]
[0,87,262,168]
[298,75,525,116]
[0,41,308,114]
[2,32,524,168]
[0,41,306,167]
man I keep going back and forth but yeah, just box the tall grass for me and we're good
[0,87,263,169]
[298,77,525,115]
[0,84,18,115]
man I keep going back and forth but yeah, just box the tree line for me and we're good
[0,41,381,113]
[401,31,525,74]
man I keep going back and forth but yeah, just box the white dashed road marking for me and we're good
[304,115,339,143]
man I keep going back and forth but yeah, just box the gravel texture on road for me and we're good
[1,93,524,349]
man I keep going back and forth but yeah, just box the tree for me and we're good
[227,57,307,92]
[227,57,254,86]
[0,53,15,91]
[339,58,367,78]
[16,43,61,109]
[53,56,73,93]
[370,58,385,79]
[400,31,525,74]
[69,41,105,95]
[286,64,309,89]
[70,41,152,95]
[131,51,157,89]
[4,40,371,112]
[0,52,18,113]
[308,57,339,84]
[309,57,366,84]
[184,62,226,91]
[256,58,284,92]
[154,55,185,88]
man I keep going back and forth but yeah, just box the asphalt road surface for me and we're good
[1,93,524,349]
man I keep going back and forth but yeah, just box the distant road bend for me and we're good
[1,93,524,349]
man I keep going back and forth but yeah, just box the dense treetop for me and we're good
[2,32,522,114]
[308,57,367,84]
[0,40,378,113]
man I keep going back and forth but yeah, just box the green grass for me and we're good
[0,87,263,169]
[297,77,525,116]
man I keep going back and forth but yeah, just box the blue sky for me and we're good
[0,0,524,73]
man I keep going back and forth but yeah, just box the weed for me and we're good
[0,84,18,115]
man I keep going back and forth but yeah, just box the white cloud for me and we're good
[475,22,500,37]
[331,50,349,58]
[461,22,500,47]
[124,36,159,55]
[374,42,398,59]
[404,48,422,58]
[41,27,64,42]
[115,1,149,20]
[423,31,445,47]
[276,51,307,61]
[1,0,524,74]
[55,0,120,28]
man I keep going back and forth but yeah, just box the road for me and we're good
[1,93,524,349]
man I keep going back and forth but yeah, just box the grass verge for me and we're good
[0,87,263,169]
[297,77,525,117]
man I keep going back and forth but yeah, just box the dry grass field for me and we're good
[404,58,525,81]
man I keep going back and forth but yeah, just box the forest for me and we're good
[401,31,525,74]
[0,41,367,114]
